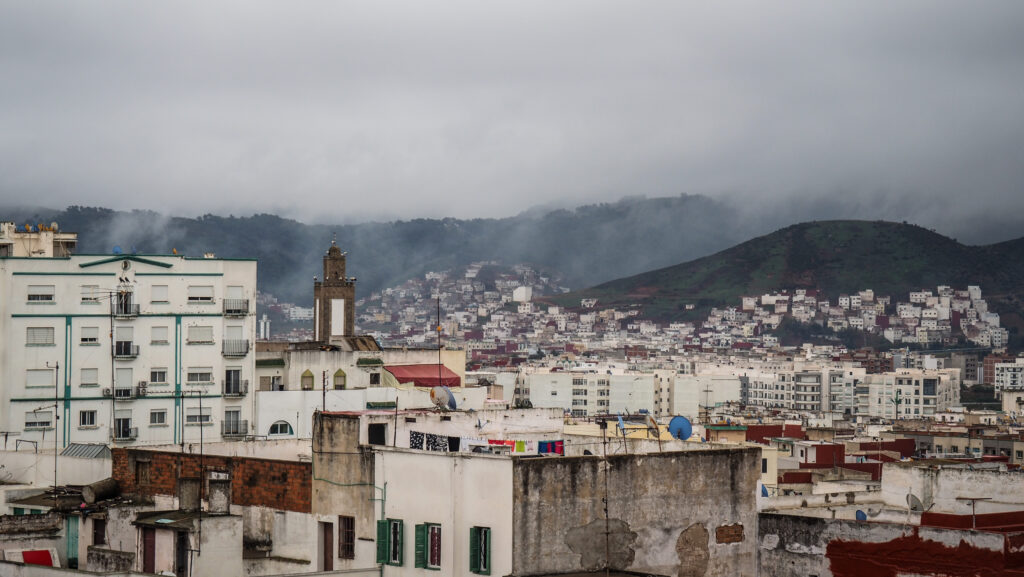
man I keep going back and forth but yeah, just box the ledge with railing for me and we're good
[222,379,249,397]
[222,339,250,357]
[223,299,249,316]
[114,342,140,359]
[111,426,138,441]
[221,420,248,437]
[111,302,141,318]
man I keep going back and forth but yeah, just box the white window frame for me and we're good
[187,325,214,344]
[151,284,169,303]
[26,369,53,388]
[187,285,214,302]
[80,368,99,387]
[151,326,169,345]
[186,367,214,384]
[150,410,167,426]
[25,411,53,430]
[27,285,55,302]
[79,410,97,428]
[81,326,99,344]
[26,327,55,346]
[185,407,212,425]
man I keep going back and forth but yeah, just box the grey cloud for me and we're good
[1,1,1023,226]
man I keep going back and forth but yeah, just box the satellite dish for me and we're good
[430,386,457,411]
[907,493,925,512]
[50,222,59,231]
[668,416,693,441]
[112,245,123,255]
[856,510,868,521]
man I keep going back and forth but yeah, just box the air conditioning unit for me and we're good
[102,388,112,397]
[129,427,139,439]
[138,380,148,387]
[137,384,147,397]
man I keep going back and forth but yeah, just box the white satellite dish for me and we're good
[430,386,457,411]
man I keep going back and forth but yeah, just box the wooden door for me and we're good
[142,527,156,573]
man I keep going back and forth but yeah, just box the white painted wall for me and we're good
[375,449,513,577]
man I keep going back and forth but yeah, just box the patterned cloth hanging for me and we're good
[409,431,425,450]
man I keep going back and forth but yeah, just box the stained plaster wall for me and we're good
[882,463,1024,514]
[511,448,759,577]
[758,513,1018,577]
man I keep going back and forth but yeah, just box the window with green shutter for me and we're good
[376,518,404,566]
[470,526,491,575]
[415,523,441,570]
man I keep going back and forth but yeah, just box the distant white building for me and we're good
[511,285,532,303]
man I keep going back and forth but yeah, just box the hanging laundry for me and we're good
[514,441,526,453]
[554,440,564,455]
[409,431,425,450]
[426,433,448,452]
[448,436,461,452]
[488,439,505,446]
[538,441,550,454]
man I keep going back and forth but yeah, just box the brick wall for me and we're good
[112,449,312,513]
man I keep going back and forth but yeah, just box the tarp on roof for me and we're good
[385,364,460,388]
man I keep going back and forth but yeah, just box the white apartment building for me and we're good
[747,367,865,414]
[516,369,657,417]
[0,227,256,449]
[857,369,961,419]
[994,357,1024,397]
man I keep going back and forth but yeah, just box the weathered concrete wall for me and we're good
[192,515,243,577]
[511,448,759,577]
[87,545,134,572]
[882,463,1024,514]
[311,413,377,571]
[0,512,63,566]
[758,513,1018,577]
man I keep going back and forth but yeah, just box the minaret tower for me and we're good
[313,235,356,342]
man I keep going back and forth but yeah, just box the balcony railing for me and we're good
[111,426,138,441]
[222,380,249,397]
[221,420,248,437]
[222,339,250,357]
[104,385,146,400]
[111,302,140,318]
[114,341,140,359]
[223,299,249,316]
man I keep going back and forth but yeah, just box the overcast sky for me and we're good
[1,1,1023,224]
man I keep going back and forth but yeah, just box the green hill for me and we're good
[555,220,1024,345]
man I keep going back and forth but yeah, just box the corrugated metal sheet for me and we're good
[60,443,111,459]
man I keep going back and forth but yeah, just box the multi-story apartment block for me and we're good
[0,224,256,449]
[857,369,960,419]
[994,357,1024,397]
[517,369,656,418]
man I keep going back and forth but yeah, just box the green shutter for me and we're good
[470,527,480,573]
[12,508,24,516]
[376,520,388,564]
[414,524,427,568]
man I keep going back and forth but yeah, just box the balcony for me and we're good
[221,420,248,438]
[114,341,139,359]
[111,302,140,319]
[222,380,249,397]
[223,299,249,317]
[111,426,138,441]
[104,385,146,400]
[222,339,250,357]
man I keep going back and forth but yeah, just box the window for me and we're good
[150,410,167,426]
[25,411,53,430]
[113,410,133,439]
[81,285,100,303]
[187,325,213,344]
[92,518,106,546]
[187,285,214,302]
[370,372,381,386]
[26,369,53,388]
[761,459,768,474]
[27,285,55,302]
[339,515,355,559]
[187,368,213,384]
[151,284,168,303]
[469,526,491,575]
[26,327,55,346]
[151,326,168,344]
[224,408,242,434]
[268,421,293,435]
[334,369,347,390]
[81,326,99,344]
[150,369,167,384]
[79,410,97,428]
[368,423,387,446]
[81,368,99,387]
[301,370,314,390]
[376,519,404,566]
[415,523,442,569]
[186,407,211,424]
